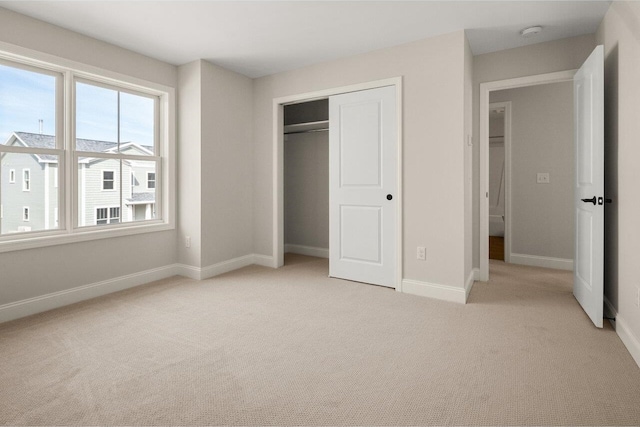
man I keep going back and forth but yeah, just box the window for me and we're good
[102,170,115,190]
[147,172,156,189]
[96,207,120,225]
[22,169,30,191]
[0,50,173,251]
[76,80,160,227]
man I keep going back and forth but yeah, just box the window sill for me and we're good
[0,221,174,254]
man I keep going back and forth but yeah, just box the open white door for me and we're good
[574,45,604,328]
[329,86,397,288]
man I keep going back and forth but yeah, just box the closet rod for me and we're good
[284,128,329,135]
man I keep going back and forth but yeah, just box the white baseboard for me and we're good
[510,253,574,271]
[401,279,466,304]
[616,315,640,369]
[602,297,640,369]
[0,264,180,324]
[253,254,277,268]
[465,269,479,302]
[177,254,276,280]
[176,264,202,280]
[1,254,277,324]
[473,268,480,281]
[198,254,256,280]
[284,244,329,259]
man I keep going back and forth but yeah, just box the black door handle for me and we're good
[581,197,597,205]
[386,194,393,201]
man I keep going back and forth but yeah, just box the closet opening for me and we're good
[283,98,330,267]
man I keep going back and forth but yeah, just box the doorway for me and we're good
[488,102,510,262]
[283,98,330,261]
[479,46,605,328]
[479,70,576,281]
[272,78,403,290]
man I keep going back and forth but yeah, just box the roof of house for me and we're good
[126,192,155,204]
[4,132,154,161]
[15,132,120,153]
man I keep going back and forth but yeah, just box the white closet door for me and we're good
[329,86,397,288]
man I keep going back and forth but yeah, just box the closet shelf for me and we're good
[284,120,329,135]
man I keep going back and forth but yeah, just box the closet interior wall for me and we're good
[284,99,330,258]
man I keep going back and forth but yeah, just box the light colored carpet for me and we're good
[1,255,639,426]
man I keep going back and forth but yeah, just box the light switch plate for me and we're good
[537,173,550,184]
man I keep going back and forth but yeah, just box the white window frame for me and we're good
[22,168,30,192]
[102,170,116,191]
[0,46,176,253]
[9,169,15,183]
[147,171,156,189]
[23,206,30,222]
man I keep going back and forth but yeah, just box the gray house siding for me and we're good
[81,158,124,226]
[0,152,52,234]
[2,132,155,232]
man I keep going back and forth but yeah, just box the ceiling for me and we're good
[0,1,611,78]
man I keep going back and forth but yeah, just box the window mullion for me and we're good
[65,70,74,232]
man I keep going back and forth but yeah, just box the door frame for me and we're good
[479,70,576,281]
[272,77,404,290]
[488,101,512,263]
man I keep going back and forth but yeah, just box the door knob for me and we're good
[581,197,597,205]
[386,194,393,200]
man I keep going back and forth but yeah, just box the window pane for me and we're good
[78,158,121,227]
[0,64,56,144]
[123,160,155,223]
[75,82,118,152]
[120,92,155,155]
[102,170,114,190]
[1,153,60,234]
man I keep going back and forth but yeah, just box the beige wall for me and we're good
[0,8,176,88]
[177,60,254,269]
[253,31,468,288]
[597,0,640,360]
[177,61,203,267]
[0,7,178,306]
[472,34,597,268]
[490,82,574,261]
[464,35,474,282]
[200,60,254,267]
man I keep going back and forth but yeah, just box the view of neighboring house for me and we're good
[0,131,156,234]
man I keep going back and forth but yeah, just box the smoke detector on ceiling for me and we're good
[520,26,543,38]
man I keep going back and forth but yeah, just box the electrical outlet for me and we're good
[536,173,550,184]
[417,246,426,261]
[185,236,191,248]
